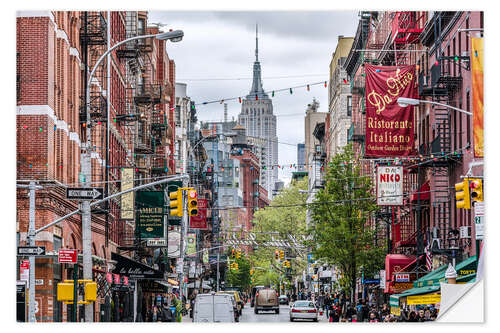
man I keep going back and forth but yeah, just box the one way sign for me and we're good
[18,246,46,256]
[66,187,104,200]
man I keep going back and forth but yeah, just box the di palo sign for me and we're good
[365,65,417,157]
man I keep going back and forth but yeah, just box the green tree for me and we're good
[308,144,384,300]
[248,177,309,290]
[225,250,251,290]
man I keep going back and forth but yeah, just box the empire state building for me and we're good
[238,26,278,199]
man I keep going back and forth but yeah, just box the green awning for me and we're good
[390,285,440,307]
[413,256,477,288]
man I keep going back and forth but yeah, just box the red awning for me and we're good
[411,181,430,201]
[384,254,416,293]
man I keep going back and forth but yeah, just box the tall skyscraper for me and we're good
[238,25,278,199]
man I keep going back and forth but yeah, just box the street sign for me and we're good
[17,246,45,256]
[66,187,104,200]
[146,239,167,247]
[474,202,485,240]
[395,273,410,282]
[58,249,77,263]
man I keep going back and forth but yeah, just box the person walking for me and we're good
[324,293,332,319]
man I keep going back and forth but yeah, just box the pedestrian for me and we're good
[351,314,358,322]
[149,306,159,322]
[417,309,426,322]
[324,293,332,319]
[408,311,418,322]
[369,311,379,322]
[161,303,173,322]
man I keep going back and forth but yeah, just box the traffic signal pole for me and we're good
[179,179,189,305]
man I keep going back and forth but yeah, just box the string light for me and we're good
[289,88,293,94]
[272,91,275,97]
[239,97,242,103]
[306,85,310,91]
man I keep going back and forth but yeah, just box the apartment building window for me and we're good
[347,95,352,116]
[465,18,469,52]
[453,37,456,77]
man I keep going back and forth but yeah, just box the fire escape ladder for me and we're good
[431,166,452,253]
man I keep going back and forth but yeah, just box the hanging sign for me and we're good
[58,249,77,264]
[474,202,485,240]
[377,166,403,205]
[471,37,484,158]
[106,272,112,284]
[121,168,135,220]
[365,65,417,157]
[186,233,197,257]
[136,191,165,239]
[406,294,441,305]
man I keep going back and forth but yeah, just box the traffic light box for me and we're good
[169,189,183,216]
[231,248,236,259]
[274,250,279,260]
[469,178,483,203]
[279,250,284,260]
[455,179,470,209]
[236,249,241,259]
[187,189,198,216]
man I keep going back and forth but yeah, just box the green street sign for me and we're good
[136,191,165,239]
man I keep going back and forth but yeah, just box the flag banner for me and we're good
[186,233,197,257]
[472,37,484,158]
[365,65,417,157]
[120,168,135,220]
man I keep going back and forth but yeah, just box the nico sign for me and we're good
[365,65,416,157]
[377,166,403,205]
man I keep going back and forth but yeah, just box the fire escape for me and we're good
[391,11,426,65]
[393,12,467,264]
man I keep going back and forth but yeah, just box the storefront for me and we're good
[390,256,478,315]
[111,253,166,322]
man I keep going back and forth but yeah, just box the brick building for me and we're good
[338,11,484,297]
[16,11,177,322]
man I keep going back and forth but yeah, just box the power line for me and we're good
[178,74,327,81]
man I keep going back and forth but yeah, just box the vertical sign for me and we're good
[186,233,197,257]
[474,202,485,240]
[365,65,417,157]
[136,191,165,239]
[377,166,403,205]
[121,168,135,220]
[20,260,29,282]
[190,198,208,229]
[202,249,209,264]
[472,37,484,158]
[379,270,386,290]
[168,231,181,258]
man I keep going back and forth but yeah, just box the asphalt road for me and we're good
[239,303,328,323]
[183,302,329,323]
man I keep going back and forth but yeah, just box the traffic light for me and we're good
[169,189,183,216]
[280,250,284,260]
[236,249,241,259]
[231,248,236,259]
[469,178,483,203]
[57,283,74,302]
[274,250,279,260]
[455,179,471,209]
[187,189,198,216]
[235,263,238,271]
[250,269,254,275]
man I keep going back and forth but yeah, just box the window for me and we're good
[347,96,352,116]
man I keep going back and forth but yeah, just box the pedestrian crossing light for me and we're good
[231,249,236,259]
[169,189,183,216]
[279,250,284,260]
[187,189,198,216]
[469,179,483,203]
[455,179,471,209]
[84,281,97,302]
[274,250,279,260]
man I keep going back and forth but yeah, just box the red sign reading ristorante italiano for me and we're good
[365,65,416,157]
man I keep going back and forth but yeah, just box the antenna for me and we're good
[255,23,259,62]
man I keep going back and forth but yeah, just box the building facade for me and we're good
[238,27,278,199]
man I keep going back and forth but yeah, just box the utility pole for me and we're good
[179,178,188,303]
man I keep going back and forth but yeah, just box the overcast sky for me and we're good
[149,11,359,183]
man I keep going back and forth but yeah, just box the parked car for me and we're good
[193,293,235,323]
[217,291,242,316]
[250,285,265,307]
[279,295,289,305]
[254,288,279,314]
[289,300,318,322]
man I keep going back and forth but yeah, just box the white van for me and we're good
[193,292,235,323]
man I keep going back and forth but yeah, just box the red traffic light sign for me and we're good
[188,190,197,199]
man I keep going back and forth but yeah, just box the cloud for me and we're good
[149,10,358,181]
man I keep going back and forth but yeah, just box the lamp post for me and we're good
[81,29,183,322]
[397,97,472,116]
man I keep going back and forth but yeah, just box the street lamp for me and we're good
[397,97,472,116]
[81,29,183,322]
